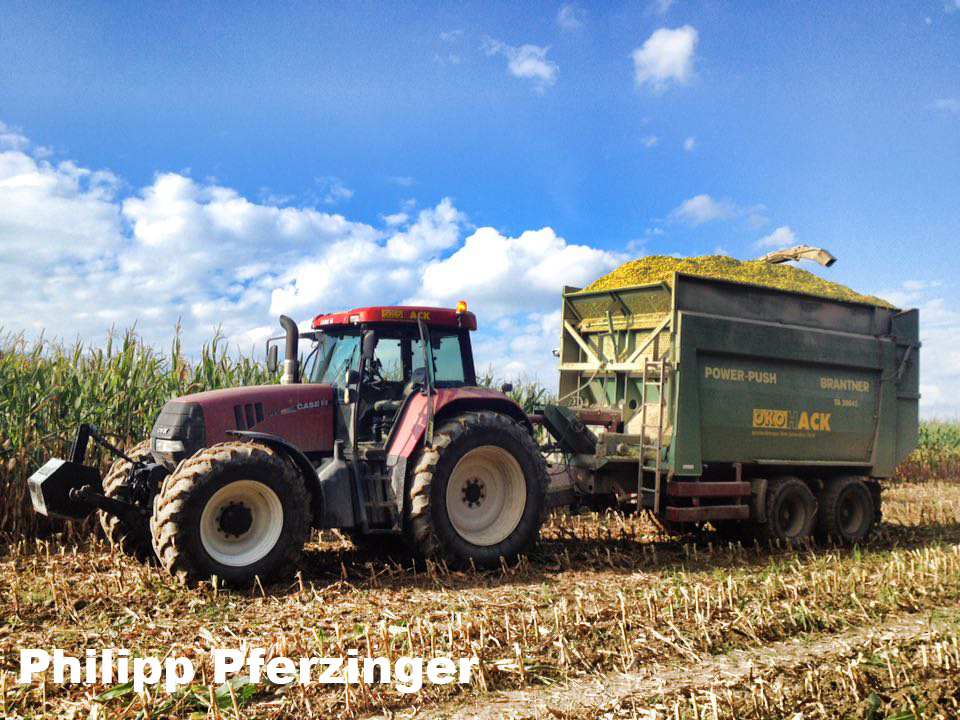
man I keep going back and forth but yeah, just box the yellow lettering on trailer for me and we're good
[820,376,870,393]
[753,408,832,434]
[706,366,777,384]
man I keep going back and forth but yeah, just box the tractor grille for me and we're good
[150,401,205,467]
[233,402,265,430]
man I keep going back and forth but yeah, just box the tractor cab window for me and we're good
[308,332,360,386]
[372,338,405,382]
[413,332,467,386]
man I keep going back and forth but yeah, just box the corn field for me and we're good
[0,328,272,539]
[896,421,960,483]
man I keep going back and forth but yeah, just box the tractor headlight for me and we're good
[153,439,186,453]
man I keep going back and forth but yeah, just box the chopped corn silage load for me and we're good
[582,255,893,307]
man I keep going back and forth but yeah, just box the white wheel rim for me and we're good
[199,480,283,567]
[446,445,526,546]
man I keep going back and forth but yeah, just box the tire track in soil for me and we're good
[370,605,960,720]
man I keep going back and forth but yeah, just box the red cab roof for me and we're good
[312,306,478,331]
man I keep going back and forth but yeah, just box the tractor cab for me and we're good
[301,304,478,445]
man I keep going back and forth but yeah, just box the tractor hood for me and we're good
[150,384,335,467]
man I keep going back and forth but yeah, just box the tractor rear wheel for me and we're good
[759,476,817,544]
[150,441,310,586]
[406,411,548,569]
[100,440,154,560]
[816,476,875,545]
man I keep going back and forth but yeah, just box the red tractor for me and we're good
[28,304,549,585]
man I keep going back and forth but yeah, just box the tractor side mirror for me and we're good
[267,345,279,374]
[343,387,358,404]
[362,330,377,361]
[344,369,360,385]
[500,382,514,394]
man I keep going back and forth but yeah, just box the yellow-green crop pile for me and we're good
[583,255,893,307]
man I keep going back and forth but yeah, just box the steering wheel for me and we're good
[366,358,386,391]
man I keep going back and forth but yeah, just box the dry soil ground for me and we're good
[1,481,959,719]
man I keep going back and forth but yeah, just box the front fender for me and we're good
[226,430,324,526]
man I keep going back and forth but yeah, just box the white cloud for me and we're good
[650,0,675,14]
[387,175,416,187]
[408,227,623,384]
[409,226,622,317]
[931,97,960,114]
[756,225,797,248]
[382,212,408,226]
[439,30,463,42]
[483,38,559,92]
[641,135,659,148]
[668,193,732,226]
[315,176,353,204]
[683,136,696,151]
[556,3,585,30]
[0,121,32,152]
[0,122,621,389]
[633,25,698,93]
[665,193,768,230]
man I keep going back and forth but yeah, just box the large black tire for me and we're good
[759,476,817,543]
[150,442,311,586]
[99,440,154,560]
[816,475,875,545]
[406,411,548,569]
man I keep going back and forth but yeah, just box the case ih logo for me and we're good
[753,408,832,432]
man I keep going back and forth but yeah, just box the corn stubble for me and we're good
[1,481,958,719]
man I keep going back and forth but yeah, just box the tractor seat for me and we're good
[373,368,426,417]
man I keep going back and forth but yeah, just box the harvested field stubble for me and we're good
[583,254,892,306]
[1,482,959,718]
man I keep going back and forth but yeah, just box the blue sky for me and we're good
[1,1,958,414]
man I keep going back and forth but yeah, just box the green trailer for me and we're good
[542,272,920,543]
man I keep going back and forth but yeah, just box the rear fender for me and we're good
[385,389,535,529]
[386,390,532,461]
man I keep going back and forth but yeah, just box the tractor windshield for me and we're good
[304,326,475,387]
[307,333,360,386]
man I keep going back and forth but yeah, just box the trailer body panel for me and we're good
[555,273,919,482]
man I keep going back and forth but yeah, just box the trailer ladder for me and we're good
[638,356,668,513]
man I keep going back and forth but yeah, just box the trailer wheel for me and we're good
[100,440,154,560]
[406,411,548,569]
[150,441,310,586]
[817,476,875,544]
[760,476,817,543]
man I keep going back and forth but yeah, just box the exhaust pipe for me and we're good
[278,315,300,384]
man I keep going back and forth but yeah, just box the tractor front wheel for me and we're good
[406,411,548,569]
[100,440,155,560]
[150,442,310,586]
